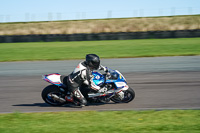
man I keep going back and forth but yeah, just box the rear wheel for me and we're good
[41,85,66,106]
[111,88,135,103]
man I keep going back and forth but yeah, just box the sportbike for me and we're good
[41,69,135,106]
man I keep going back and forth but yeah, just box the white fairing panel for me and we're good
[114,82,129,91]
[47,74,61,83]
[115,82,126,88]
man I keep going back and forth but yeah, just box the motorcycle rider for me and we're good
[64,54,109,107]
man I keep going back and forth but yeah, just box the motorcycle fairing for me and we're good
[114,84,129,91]
[43,73,63,87]
[105,70,128,90]
[91,70,129,98]
[92,71,105,86]
[114,82,127,88]
[43,69,128,93]
[116,70,126,81]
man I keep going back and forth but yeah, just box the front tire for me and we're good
[41,85,65,106]
[111,88,135,103]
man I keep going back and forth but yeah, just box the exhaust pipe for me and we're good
[50,94,66,103]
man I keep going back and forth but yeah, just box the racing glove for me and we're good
[106,72,111,78]
[90,81,101,91]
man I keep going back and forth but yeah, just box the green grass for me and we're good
[0,38,200,62]
[0,110,200,133]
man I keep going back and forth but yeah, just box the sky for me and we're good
[0,0,200,22]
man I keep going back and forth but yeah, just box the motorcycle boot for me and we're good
[73,89,87,107]
[79,98,87,107]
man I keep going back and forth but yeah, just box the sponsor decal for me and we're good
[95,75,100,79]
[115,82,126,88]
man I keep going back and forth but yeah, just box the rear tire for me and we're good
[111,88,135,103]
[41,85,65,106]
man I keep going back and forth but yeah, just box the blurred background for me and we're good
[0,0,199,36]
[0,7,199,23]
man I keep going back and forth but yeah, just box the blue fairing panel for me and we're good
[92,71,105,86]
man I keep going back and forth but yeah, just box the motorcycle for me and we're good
[41,69,135,106]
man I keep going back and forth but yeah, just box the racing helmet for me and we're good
[86,54,100,70]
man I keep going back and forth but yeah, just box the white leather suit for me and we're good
[66,61,108,106]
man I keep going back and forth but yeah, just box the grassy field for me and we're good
[0,38,199,133]
[0,15,199,35]
[0,110,200,133]
[0,37,200,62]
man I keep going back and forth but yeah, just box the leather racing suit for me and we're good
[65,61,108,106]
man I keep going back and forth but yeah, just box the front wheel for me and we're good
[41,85,66,106]
[111,88,135,103]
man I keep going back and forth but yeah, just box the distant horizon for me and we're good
[1,14,199,24]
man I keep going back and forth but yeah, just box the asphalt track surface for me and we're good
[0,56,200,113]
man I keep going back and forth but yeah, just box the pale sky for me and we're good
[0,0,199,22]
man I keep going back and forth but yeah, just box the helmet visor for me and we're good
[91,61,100,69]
